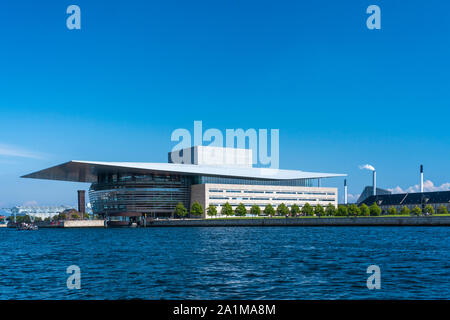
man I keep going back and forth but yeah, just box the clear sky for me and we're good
[0,0,449,207]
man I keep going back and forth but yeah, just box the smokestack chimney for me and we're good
[77,190,86,219]
[373,171,377,196]
[344,179,348,205]
[420,165,424,193]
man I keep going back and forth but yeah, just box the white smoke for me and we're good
[359,164,375,171]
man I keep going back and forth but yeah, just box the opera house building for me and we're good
[22,146,345,223]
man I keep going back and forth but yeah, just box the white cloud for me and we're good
[388,180,450,194]
[0,143,42,159]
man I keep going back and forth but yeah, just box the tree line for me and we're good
[173,201,449,218]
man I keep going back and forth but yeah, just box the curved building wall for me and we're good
[89,173,192,217]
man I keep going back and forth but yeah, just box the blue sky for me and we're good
[0,0,449,207]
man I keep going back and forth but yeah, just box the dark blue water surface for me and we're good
[0,227,449,299]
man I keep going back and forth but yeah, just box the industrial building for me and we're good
[358,165,450,214]
[357,186,391,204]
[359,191,450,214]
[22,146,345,223]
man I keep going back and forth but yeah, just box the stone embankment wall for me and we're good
[63,220,106,228]
[148,216,450,227]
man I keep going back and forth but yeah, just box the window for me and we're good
[209,196,229,200]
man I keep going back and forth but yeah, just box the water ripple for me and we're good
[0,226,449,299]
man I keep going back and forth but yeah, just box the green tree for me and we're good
[234,203,247,216]
[174,202,188,219]
[424,204,434,215]
[250,205,261,216]
[400,206,411,215]
[290,204,300,216]
[337,205,348,216]
[277,203,290,216]
[387,206,397,215]
[360,204,370,216]
[72,213,80,220]
[369,203,382,216]
[314,204,325,217]
[348,204,360,217]
[437,205,448,215]
[221,202,234,217]
[264,204,275,217]
[411,206,422,216]
[325,204,336,216]
[191,201,204,217]
[207,205,217,217]
[301,203,314,216]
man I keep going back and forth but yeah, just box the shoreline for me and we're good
[4,216,450,228]
[147,216,450,227]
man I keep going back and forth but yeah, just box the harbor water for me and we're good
[0,226,449,299]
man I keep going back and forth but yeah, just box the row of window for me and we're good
[209,196,335,202]
[209,203,329,208]
[209,189,335,195]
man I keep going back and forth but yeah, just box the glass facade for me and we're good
[193,175,313,187]
[89,172,192,217]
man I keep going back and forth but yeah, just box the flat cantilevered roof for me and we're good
[21,160,346,183]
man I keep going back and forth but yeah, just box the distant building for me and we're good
[10,206,73,219]
[359,191,450,214]
[357,186,391,204]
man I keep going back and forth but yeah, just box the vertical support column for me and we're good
[77,190,86,219]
